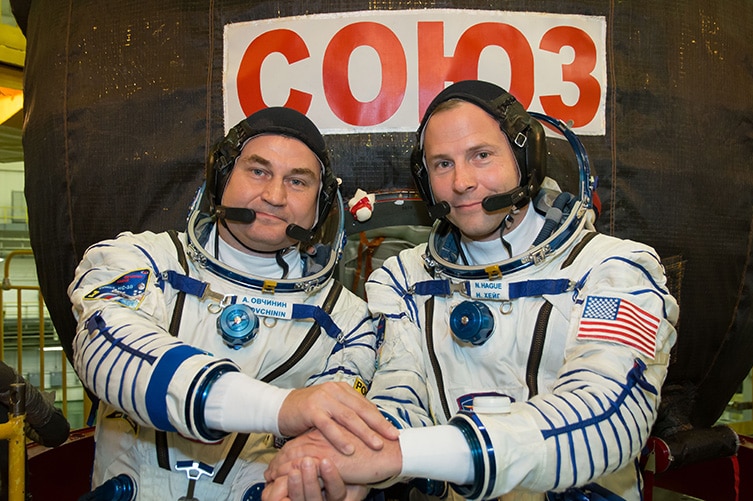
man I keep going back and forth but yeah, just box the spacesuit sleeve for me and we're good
[448,238,679,499]
[68,231,240,442]
[364,245,436,429]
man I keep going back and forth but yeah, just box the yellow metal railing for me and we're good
[0,382,27,501]
[0,205,29,225]
[1,249,76,420]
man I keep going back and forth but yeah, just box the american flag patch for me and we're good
[577,296,660,358]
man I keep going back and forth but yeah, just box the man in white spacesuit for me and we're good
[263,81,679,501]
[68,107,397,501]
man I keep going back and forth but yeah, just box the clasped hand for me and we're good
[264,416,403,501]
[278,382,398,456]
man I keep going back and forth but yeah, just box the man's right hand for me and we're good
[278,382,398,455]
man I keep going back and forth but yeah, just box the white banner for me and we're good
[224,9,607,135]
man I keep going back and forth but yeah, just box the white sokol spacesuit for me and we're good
[365,82,678,501]
[68,108,378,501]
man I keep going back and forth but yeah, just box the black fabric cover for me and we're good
[13,1,753,436]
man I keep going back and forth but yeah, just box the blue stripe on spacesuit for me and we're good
[127,335,184,425]
[71,266,99,291]
[85,313,159,362]
[532,362,655,487]
[87,242,114,251]
[603,407,624,470]
[380,411,403,429]
[382,312,409,324]
[330,340,377,357]
[108,344,131,413]
[394,407,410,425]
[395,254,412,290]
[368,255,422,327]
[529,404,564,485]
[82,343,108,402]
[84,313,177,424]
[630,381,653,421]
[349,315,373,333]
[567,395,597,480]
[349,329,378,346]
[128,356,152,424]
[105,338,158,426]
[84,316,157,404]
[575,390,611,478]
[630,249,663,266]
[373,402,418,427]
[368,264,404,294]
[614,403,637,459]
[405,295,420,327]
[305,317,378,381]
[396,260,422,326]
[134,244,164,291]
[330,339,375,356]
[318,366,361,380]
[145,344,205,431]
[397,406,434,426]
[372,384,430,427]
[372,393,421,407]
[600,256,668,296]
[548,397,580,485]
[323,319,377,354]
[348,340,379,353]
[396,384,427,408]
[583,382,645,479]
[629,287,672,320]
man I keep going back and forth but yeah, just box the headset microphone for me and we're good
[427,201,451,219]
[286,224,314,244]
[214,206,256,224]
[481,187,530,213]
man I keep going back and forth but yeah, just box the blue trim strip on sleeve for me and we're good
[145,344,204,431]
[188,361,238,441]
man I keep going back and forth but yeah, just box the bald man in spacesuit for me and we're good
[264,81,678,501]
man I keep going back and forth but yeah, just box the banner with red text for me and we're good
[224,10,606,134]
